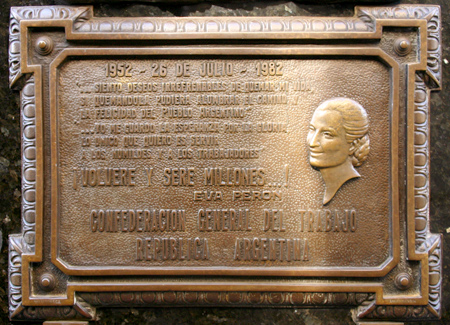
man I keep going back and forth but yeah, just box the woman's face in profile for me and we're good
[307,109,351,168]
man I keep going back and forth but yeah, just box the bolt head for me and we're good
[394,38,412,56]
[38,40,47,49]
[395,272,412,290]
[35,36,53,56]
[39,273,56,291]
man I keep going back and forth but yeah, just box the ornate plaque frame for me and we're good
[8,5,442,323]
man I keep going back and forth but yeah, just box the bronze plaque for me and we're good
[9,5,442,323]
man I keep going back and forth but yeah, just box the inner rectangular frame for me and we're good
[49,46,400,277]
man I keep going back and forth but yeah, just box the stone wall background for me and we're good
[0,0,448,324]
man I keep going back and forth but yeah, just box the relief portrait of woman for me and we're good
[307,98,370,205]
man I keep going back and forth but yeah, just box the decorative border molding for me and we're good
[21,76,36,254]
[354,7,442,322]
[12,306,84,321]
[10,304,94,321]
[8,76,37,320]
[8,235,23,319]
[359,304,436,321]
[8,10,20,87]
[73,15,372,34]
[413,75,430,250]
[8,5,442,323]
[11,5,90,20]
[425,235,442,318]
[78,291,373,307]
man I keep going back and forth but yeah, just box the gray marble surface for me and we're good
[0,0,448,324]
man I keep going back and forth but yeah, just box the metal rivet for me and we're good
[394,38,412,56]
[35,36,54,56]
[39,273,56,291]
[395,273,412,290]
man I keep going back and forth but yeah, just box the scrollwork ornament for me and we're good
[360,305,435,321]
[426,235,442,317]
[15,306,83,321]
[8,10,21,87]
[8,235,23,318]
